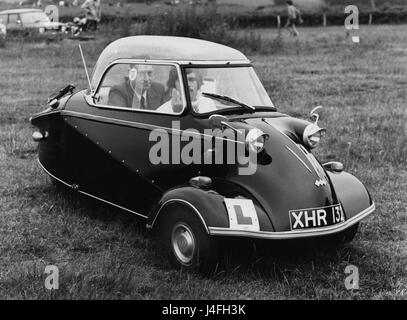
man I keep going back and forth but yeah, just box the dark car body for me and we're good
[30,36,375,269]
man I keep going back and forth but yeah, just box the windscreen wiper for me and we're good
[202,92,256,112]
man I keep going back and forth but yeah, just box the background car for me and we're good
[0,22,6,39]
[0,8,67,37]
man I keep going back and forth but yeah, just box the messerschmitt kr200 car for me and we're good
[30,36,375,270]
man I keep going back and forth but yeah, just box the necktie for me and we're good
[140,91,146,109]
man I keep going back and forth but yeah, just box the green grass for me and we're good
[0,25,406,299]
[3,0,407,19]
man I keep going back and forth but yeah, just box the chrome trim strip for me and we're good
[285,145,312,173]
[262,118,297,147]
[62,109,160,131]
[105,59,250,66]
[37,159,71,188]
[61,110,244,144]
[262,119,322,176]
[262,119,313,174]
[306,153,326,180]
[146,198,209,233]
[297,144,310,156]
[78,189,148,219]
[37,159,148,219]
[175,60,251,65]
[30,109,61,122]
[85,99,185,116]
[208,203,375,239]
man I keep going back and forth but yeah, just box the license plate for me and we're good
[289,204,344,230]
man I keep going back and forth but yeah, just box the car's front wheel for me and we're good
[340,222,359,243]
[158,205,218,272]
[321,223,360,249]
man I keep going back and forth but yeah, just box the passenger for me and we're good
[163,67,179,102]
[108,64,166,110]
[157,69,216,114]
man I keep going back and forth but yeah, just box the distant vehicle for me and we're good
[19,0,38,6]
[0,8,67,37]
[0,23,6,39]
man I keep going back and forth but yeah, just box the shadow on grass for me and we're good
[210,236,356,275]
[37,180,353,272]
[6,178,404,298]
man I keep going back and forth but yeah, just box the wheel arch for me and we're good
[146,186,231,233]
[148,198,210,233]
[327,170,374,219]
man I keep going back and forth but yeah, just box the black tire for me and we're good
[322,223,359,249]
[158,205,219,273]
[49,175,63,189]
[340,222,359,243]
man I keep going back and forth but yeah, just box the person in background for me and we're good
[285,0,303,37]
[81,0,101,31]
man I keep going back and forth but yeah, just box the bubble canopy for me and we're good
[90,36,250,88]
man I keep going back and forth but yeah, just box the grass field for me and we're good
[2,0,407,18]
[0,24,406,299]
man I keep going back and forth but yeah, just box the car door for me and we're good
[0,14,6,26]
[7,13,23,35]
[64,62,197,215]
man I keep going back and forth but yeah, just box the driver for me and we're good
[108,64,166,110]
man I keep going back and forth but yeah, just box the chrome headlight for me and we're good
[246,128,268,153]
[303,124,325,149]
[39,27,45,34]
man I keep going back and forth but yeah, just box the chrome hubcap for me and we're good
[172,222,196,265]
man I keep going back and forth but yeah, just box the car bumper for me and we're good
[208,203,375,240]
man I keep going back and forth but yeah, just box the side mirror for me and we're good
[209,114,240,134]
[209,114,228,129]
[310,105,323,125]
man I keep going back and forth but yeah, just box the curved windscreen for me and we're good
[184,66,274,114]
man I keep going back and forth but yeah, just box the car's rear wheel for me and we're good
[158,205,218,273]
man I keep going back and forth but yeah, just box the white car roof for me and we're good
[0,8,43,15]
[91,36,250,87]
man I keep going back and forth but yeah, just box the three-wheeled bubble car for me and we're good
[30,36,375,270]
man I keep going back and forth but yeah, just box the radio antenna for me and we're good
[79,43,93,92]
